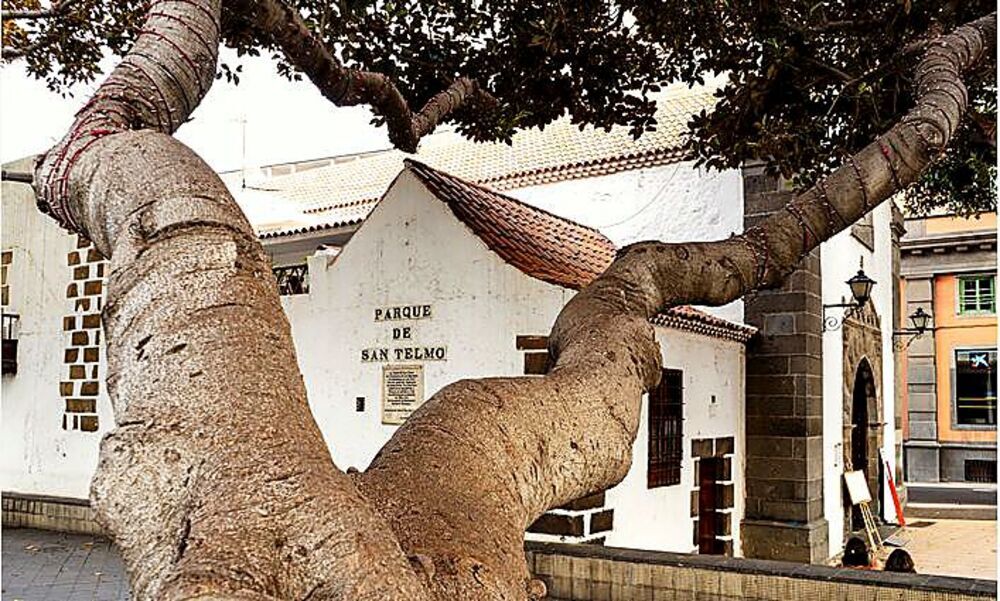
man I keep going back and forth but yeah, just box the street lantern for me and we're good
[823,260,877,332]
[847,268,876,306]
[893,307,933,349]
[909,307,931,334]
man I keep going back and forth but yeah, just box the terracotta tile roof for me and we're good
[406,159,616,290]
[653,306,757,343]
[406,160,754,343]
[252,85,716,236]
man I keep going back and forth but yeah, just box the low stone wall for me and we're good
[2,492,102,535]
[4,496,996,601]
[527,541,997,601]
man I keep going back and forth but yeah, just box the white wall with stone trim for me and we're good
[1,159,114,499]
[2,149,897,562]
[283,170,747,553]
[1,163,748,557]
[820,201,899,558]
[282,171,574,470]
[603,329,746,556]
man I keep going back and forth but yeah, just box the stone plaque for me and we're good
[381,364,424,425]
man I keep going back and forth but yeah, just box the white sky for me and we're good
[1,49,392,172]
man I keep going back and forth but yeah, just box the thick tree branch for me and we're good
[2,0,84,60]
[34,0,222,232]
[237,0,496,152]
[360,11,996,601]
[33,1,430,599]
[4,0,81,19]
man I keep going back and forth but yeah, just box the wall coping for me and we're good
[4,493,994,598]
[525,541,997,597]
[2,491,91,507]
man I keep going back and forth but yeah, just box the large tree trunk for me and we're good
[30,1,994,599]
[33,2,428,600]
[359,12,997,600]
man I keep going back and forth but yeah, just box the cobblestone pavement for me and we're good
[894,519,997,580]
[2,528,129,601]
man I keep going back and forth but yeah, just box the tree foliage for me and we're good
[4,0,995,214]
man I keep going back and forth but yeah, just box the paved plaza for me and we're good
[2,521,995,599]
[2,528,129,601]
[896,519,997,581]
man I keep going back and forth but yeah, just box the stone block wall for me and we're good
[741,165,828,563]
[903,276,938,482]
[527,541,996,601]
[2,492,103,535]
[527,492,614,545]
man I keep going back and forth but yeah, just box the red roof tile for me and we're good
[406,159,617,290]
[405,160,755,343]
[653,306,756,343]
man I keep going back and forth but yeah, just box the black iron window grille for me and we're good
[2,312,19,375]
[648,368,684,488]
[965,459,997,483]
[273,264,309,295]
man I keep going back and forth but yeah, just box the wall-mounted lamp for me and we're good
[892,307,933,350]
[846,269,877,306]
[823,260,876,332]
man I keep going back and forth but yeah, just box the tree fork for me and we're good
[360,11,996,601]
[21,0,995,599]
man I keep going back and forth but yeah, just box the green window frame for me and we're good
[958,275,995,315]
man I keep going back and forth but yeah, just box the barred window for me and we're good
[965,459,997,483]
[273,264,309,295]
[648,368,683,488]
[958,275,995,315]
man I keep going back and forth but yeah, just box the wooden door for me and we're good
[698,457,722,554]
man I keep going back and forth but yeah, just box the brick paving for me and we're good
[2,528,129,601]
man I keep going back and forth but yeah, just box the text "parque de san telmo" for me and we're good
[374,304,432,321]
[362,304,447,362]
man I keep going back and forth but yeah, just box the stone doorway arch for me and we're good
[848,359,877,530]
[842,302,883,537]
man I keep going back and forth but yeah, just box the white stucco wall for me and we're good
[283,170,745,553]
[820,202,898,557]
[0,157,758,557]
[284,172,574,470]
[1,160,747,556]
[510,162,745,324]
[603,330,746,555]
[1,164,114,499]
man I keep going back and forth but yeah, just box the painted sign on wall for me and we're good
[361,303,447,362]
